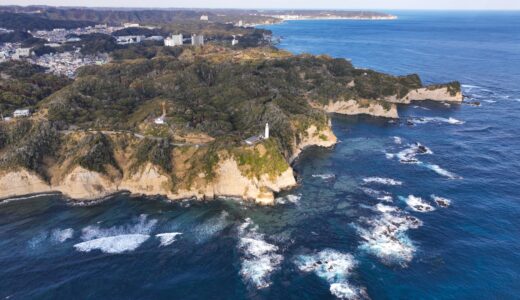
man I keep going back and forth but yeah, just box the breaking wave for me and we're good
[192,211,229,244]
[312,173,336,180]
[360,187,393,202]
[156,232,182,246]
[51,228,74,243]
[275,194,301,205]
[294,249,365,299]
[399,195,435,212]
[424,163,462,179]
[354,205,422,266]
[237,218,283,289]
[74,234,150,254]
[415,117,465,125]
[363,177,403,186]
[74,214,157,254]
[431,195,452,208]
[388,143,461,179]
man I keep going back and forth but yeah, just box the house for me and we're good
[146,36,164,42]
[13,109,31,118]
[244,123,270,145]
[164,34,183,47]
[244,135,262,145]
[200,15,209,21]
[191,34,204,46]
[13,48,31,59]
[116,35,144,45]
[232,36,239,46]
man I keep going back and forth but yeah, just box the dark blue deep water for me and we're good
[1,11,520,299]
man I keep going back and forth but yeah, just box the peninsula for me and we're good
[0,7,460,204]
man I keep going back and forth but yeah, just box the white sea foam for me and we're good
[74,214,157,254]
[50,228,74,243]
[431,195,452,208]
[28,231,48,249]
[396,143,432,164]
[192,211,229,243]
[0,193,60,205]
[74,234,150,254]
[355,205,422,266]
[360,187,393,202]
[393,136,402,144]
[312,173,336,180]
[363,177,403,186]
[424,164,462,179]
[294,249,363,299]
[409,117,465,125]
[275,194,301,205]
[237,218,282,289]
[400,195,435,213]
[156,232,182,246]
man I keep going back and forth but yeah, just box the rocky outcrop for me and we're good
[290,123,337,162]
[385,85,463,104]
[318,99,399,119]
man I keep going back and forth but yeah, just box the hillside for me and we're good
[0,44,461,203]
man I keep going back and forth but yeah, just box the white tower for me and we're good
[264,122,269,139]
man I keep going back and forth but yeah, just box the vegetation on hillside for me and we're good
[0,61,71,115]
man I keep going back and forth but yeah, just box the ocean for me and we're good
[1,11,520,299]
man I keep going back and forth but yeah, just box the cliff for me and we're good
[0,122,337,205]
[315,99,398,119]
[385,83,463,104]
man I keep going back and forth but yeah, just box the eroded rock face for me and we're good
[290,124,338,162]
[319,100,399,119]
[386,86,463,104]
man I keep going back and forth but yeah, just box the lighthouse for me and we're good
[264,122,269,139]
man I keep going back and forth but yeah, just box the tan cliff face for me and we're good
[317,99,399,119]
[385,86,463,104]
[290,124,337,162]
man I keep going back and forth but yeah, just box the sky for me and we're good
[2,0,520,10]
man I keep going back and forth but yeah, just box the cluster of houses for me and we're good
[164,34,205,47]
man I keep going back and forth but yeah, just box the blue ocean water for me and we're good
[1,11,520,299]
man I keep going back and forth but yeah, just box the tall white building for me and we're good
[191,34,204,46]
[264,123,269,139]
[164,34,183,47]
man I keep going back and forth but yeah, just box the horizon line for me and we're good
[1,5,520,11]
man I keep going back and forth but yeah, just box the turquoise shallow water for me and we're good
[1,11,520,299]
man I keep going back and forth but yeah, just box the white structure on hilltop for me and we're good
[200,15,209,21]
[13,109,31,118]
[116,35,144,45]
[164,34,183,47]
[154,102,167,125]
[13,48,32,59]
[264,122,269,139]
[191,34,204,46]
[231,35,239,46]
[123,23,140,28]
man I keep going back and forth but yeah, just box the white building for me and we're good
[232,36,239,46]
[200,15,209,21]
[154,102,167,125]
[264,123,269,139]
[116,35,144,45]
[13,48,32,59]
[191,34,204,46]
[13,109,31,118]
[123,23,140,28]
[164,34,183,47]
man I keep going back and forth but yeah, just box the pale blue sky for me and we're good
[3,0,520,10]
